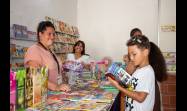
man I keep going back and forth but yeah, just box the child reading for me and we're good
[108,35,156,111]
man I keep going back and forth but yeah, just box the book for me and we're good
[105,63,132,87]
[21,25,28,38]
[10,27,15,38]
[63,61,84,73]
[13,24,28,38]
[13,24,23,38]
[16,69,26,111]
[25,67,48,110]
[10,70,16,111]
[27,31,37,41]
[163,52,176,72]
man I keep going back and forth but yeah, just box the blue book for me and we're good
[105,63,132,87]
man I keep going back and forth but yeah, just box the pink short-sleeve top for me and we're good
[24,44,62,84]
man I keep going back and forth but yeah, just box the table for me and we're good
[45,79,119,111]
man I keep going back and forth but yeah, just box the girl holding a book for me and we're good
[108,35,163,111]
[121,28,167,111]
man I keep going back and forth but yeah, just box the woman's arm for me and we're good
[48,80,71,92]
[107,77,148,103]
[26,60,71,92]
[48,81,57,91]
[25,60,41,68]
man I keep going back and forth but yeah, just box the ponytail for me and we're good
[149,42,167,82]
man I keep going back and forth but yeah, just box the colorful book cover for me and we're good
[105,63,132,87]
[27,31,37,40]
[21,25,28,38]
[25,67,48,110]
[16,69,26,111]
[10,70,16,111]
[163,52,176,72]
[10,26,15,38]
[12,24,28,38]
[40,67,48,108]
[13,24,23,38]
[63,61,84,73]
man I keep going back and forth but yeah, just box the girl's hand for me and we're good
[107,77,120,89]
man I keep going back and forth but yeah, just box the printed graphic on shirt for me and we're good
[126,77,138,111]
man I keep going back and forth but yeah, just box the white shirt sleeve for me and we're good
[80,55,90,64]
[134,67,155,94]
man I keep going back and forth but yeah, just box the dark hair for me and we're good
[149,42,167,82]
[130,28,142,37]
[127,35,150,50]
[150,42,167,111]
[37,21,55,41]
[127,35,166,111]
[73,40,85,55]
[127,35,167,82]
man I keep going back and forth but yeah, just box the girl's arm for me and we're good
[107,77,148,103]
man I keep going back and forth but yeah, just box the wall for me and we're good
[161,74,176,111]
[159,0,176,52]
[10,0,77,31]
[159,0,176,110]
[77,0,159,61]
[10,0,176,59]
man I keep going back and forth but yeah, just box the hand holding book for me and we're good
[105,63,133,87]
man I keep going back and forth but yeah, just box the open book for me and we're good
[105,63,133,87]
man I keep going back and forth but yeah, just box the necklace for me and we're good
[38,42,60,74]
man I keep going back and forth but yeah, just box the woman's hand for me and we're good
[56,84,71,92]
[26,60,41,68]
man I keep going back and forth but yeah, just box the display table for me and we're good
[33,78,119,111]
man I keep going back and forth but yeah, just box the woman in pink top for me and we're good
[24,21,71,92]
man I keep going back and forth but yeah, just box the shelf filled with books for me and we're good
[45,16,80,62]
[10,24,37,42]
[10,37,37,42]
[10,43,28,69]
[10,24,37,70]
[45,16,79,37]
